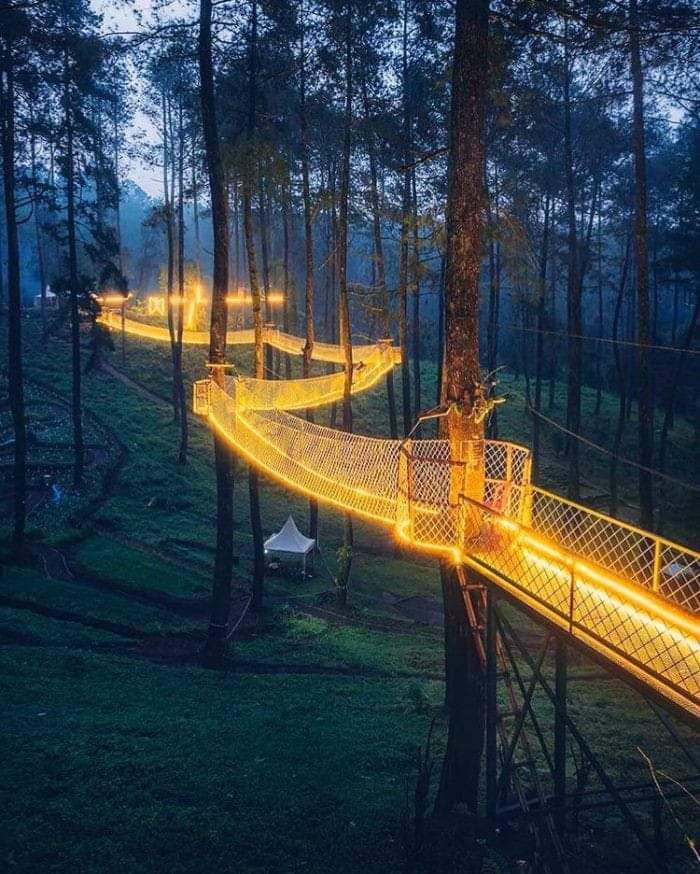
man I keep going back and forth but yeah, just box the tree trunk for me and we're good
[176,96,188,463]
[362,76,398,438]
[63,37,84,487]
[436,254,445,410]
[629,0,654,529]
[434,0,489,817]
[199,0,234,666]
[192,146,202,273]
[657,293,698,534]
[245,0,265,609]
[282,167,292,378]
[1,45,26,552]
[548,274,557,409]
[300,16,319,541]
[0,166,6,316]
[610,238,632,517]
[398,0,412,435]
[563,22,580,501]
[486,167,500,437]
[28,105,47,333]
[258,175,273,377]
[411,168,421,417]
[335,0,354,606]
[162,91,179,425]
[533,192,551,479]
[329,160,339,429]
[595,209,604,415]
[112,92,123,278]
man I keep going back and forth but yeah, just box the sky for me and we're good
[93,0,191,198]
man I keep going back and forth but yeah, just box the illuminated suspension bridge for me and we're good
[99,310,700,721]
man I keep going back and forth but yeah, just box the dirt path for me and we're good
[100,360,169,406]
[33,544,74,581]
[31,542,211,620]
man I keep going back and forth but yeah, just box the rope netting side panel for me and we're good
[208,381,401,524]
[236,352,395,411]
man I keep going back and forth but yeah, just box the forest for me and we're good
[1,0,699,872]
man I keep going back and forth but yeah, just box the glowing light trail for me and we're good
[99,308,700,717]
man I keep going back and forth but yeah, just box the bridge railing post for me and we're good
[652,540,662,594]
[485,584,498,827]
[193,379,212,416]
[397,444,411,540]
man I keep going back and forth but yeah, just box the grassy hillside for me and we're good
[0,315,697,873]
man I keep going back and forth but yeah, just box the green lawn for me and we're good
[0,315,698,873]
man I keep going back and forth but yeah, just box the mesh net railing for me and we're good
[99,312,393,366]
[528,488,700,616]
[460,495,700,712]
[208,380,401,524]
[197,371,699,713]
[235,348,396,411]
[98,312,257,346]
[270,328,389,364]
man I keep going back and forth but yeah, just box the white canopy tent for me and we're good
[264,515,316,575]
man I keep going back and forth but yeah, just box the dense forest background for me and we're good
[2,2,699,870]
[2,0,699,535]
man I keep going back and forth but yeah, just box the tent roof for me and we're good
[264,515,315,555]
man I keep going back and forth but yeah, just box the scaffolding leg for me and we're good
[499,611,665,872]
[554,636,567,834]
[485,584,498,826]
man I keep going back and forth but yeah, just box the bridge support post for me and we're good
[554,636,567,834]
[485,584,498,827]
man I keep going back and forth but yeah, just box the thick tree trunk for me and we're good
[1,48,26,551]
[112,92,123,276]
[199,0,234,666]
[629,0,654,529]
[486,169,500,437]
[0,171,5,315]
[434,0,489,817]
